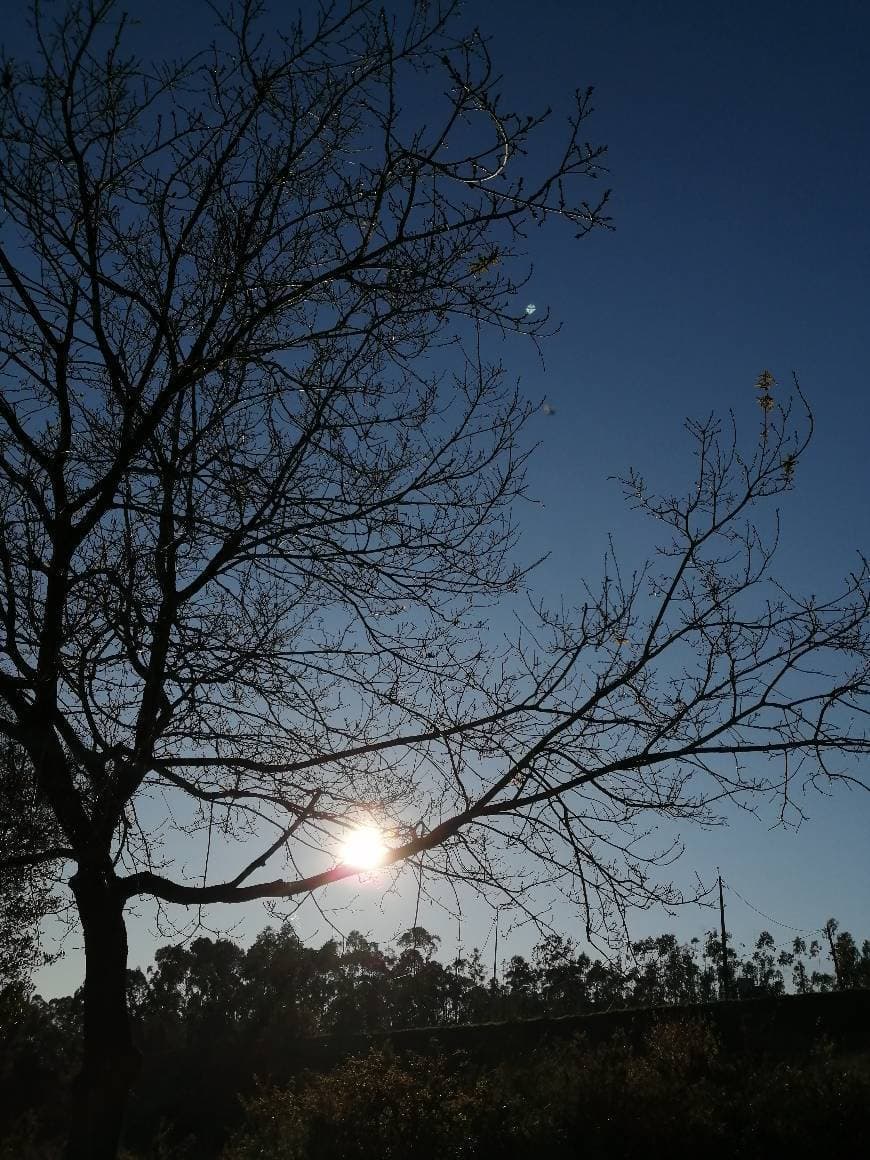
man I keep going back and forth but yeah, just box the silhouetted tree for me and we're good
[0,1,609,1150]
[739,931,785,997]
[241,922,325,1038]
[0,740,62,989]
[630,933,704,1006]
[2,0,870,1156]
[327,931,393,1034]
[533,934,592,1015]
[705,930,740,1000]
[504,953,539,1018]
[391,926,450,1027]
[821,925,870,992]
[789,937,810,994]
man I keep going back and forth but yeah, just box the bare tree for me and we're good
[0,1,868,1156]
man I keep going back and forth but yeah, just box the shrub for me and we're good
[221,1046,525,1160]
[222,1019,870,1160]
[0,1113,61,1160]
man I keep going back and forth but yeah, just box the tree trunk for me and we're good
[65,866,141,1160]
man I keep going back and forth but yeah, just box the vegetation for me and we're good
[2,916,869,1156]
[222,1024,870,1160]
[8,1007,869,1157]
[0,740,62,990]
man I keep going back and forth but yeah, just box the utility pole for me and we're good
[492,909,500,988]
[451,914,463,1024]
[718,871,730,1000]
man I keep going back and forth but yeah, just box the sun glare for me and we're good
[339,825,389,870]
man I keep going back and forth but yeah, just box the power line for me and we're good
[724,881,824,937]
[478,912,498,956]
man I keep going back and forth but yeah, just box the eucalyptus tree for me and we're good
[1,0,869,1156]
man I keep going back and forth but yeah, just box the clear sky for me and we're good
[21,0,870,997]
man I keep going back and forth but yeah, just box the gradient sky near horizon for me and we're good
[17,0,870,998]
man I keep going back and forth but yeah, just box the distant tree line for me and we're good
[8,915,870,1042]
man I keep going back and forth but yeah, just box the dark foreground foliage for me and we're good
[222,1022,870,1160]
[2,1015,869,1158]
[3,916,870,1157]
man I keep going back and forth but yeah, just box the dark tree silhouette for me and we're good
[0,1,869,1156]
[0,740,61,988]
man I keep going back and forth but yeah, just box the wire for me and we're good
[725,882,824,937]
[478,912,497,955]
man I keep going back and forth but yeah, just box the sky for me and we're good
[17,0,870,996]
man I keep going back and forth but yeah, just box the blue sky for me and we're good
[21,0,870,996]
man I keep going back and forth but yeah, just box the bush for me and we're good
[222,1046,516,1160]
[0,1113,61,1160]
[222,1020,870,1160]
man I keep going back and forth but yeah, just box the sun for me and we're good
[338,825,389,871]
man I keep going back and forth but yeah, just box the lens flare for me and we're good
[339,825,388,870]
